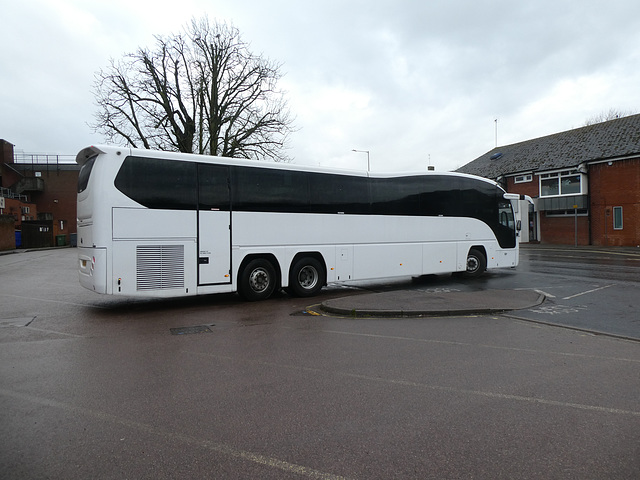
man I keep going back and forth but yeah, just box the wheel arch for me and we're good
[237,253,282,290]
[289,251,327,287]
[463,245,488,278]
[468,245,487,260]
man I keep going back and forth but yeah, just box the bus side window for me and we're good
[115,156,197,210]
[308,173,370,214]
[370,177,422,216]
[231,166,309,213]
[198,164,230,211]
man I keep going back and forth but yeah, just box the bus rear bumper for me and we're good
[78,247,108,294]
[489,247,519,269]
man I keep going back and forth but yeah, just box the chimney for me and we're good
[0,139,15,165]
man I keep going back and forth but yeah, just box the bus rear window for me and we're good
[77,156,96,193]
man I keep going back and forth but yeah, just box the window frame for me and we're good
[613,206,623,230]
[514,173,533,184]
[114,156,198,210]
[538,170,586,198]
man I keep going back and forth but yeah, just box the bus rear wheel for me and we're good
[238,258,277,301]
[464,248,486,278]
[289,257,325,297]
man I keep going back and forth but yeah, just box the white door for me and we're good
[198,164,231,286]
[198,210,231,285]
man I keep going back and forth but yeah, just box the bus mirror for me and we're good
[516,220,522,231]
[503,193,534,205]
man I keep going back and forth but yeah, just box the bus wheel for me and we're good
[464,248,486,278]
[238,258,277,301]
[289,257,324,297]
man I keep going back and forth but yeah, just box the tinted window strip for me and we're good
[113,156,514,247]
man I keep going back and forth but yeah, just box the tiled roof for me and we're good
[456,113,640,179]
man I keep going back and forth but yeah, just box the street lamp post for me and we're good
[352,149,370,171]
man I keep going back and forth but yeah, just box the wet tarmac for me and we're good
[1,246,639,479]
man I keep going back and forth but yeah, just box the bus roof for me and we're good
[76,144,503,189]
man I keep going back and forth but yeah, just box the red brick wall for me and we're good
[505,176,538,198]
[589,159,640,247]
[507,162,640,246]
[2,140,79,245]
[0,139,14,165]
[0,215,15,250]
[1,197,38,227]
[1,140,22,189]
[539,213,590,245]
[0,197,39,249]
[29,169,78,241]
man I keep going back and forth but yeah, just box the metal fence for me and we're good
[13,152,76,164]
[0,186,29,202]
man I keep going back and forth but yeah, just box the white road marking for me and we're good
[562,284,615,300]
[534,289,556,298]
[514,287,557,298]
[187,350,640,416]
[0,388,352,480]
[304,329,640,363]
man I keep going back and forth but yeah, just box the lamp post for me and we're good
[352,149,370,171]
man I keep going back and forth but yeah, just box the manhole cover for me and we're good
[170,325,213,335]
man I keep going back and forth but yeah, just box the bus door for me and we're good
[197,164,232,285]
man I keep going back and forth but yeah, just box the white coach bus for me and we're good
[76,145,528,301]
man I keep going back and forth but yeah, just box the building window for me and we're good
[541,177,560,196]
[545,208,588,217]
[613,206,623,230]
[514,174,533,183]
[539,171,586,197]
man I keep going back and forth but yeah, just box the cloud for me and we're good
[2,0,640,172]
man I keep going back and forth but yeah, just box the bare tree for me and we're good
[92,17,295,161]
[584,108,634,126]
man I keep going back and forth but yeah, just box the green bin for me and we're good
[56,234,66,246]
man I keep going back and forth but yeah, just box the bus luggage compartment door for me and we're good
[198,210,232,285]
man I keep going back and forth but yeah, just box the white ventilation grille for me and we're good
[136,245,185,291]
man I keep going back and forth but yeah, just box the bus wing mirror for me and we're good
[503,193,534,204]
[516,220,522,231]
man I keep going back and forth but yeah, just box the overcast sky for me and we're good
[2,0,639,172]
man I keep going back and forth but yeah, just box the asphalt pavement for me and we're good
[2,246,640,479]
[317,243,640,341]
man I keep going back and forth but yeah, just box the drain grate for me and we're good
[170,325,213,335]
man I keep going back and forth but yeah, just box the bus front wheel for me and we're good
[464,248,486,278]
[289,257,325,297]
[238,258,277,301]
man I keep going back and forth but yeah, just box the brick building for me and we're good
[0,139,79,249]
[457,115,640,247]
